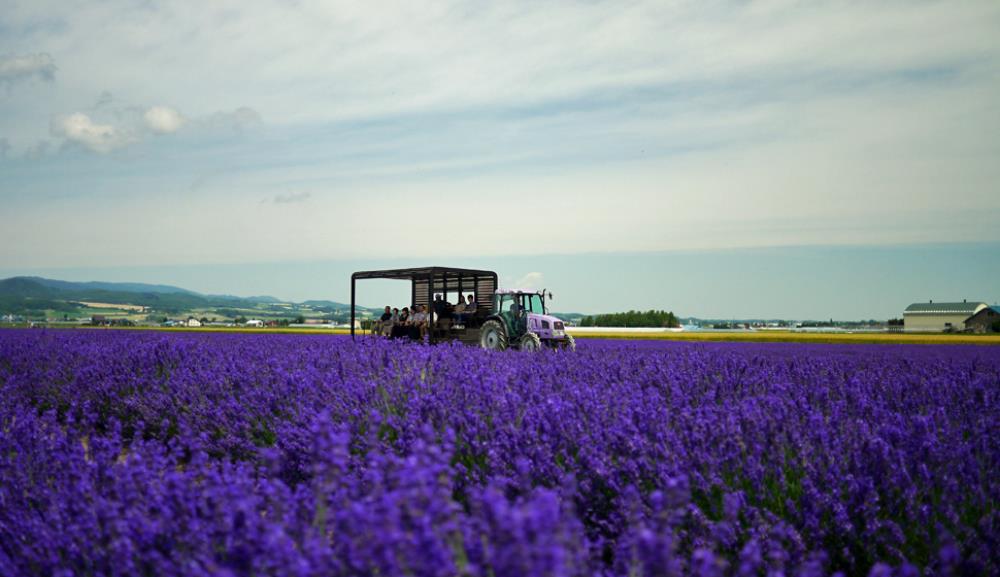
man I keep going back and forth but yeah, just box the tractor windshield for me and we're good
[522,293,545,314]
[496,292,546,315]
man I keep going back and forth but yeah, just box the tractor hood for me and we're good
[525,312,568,340]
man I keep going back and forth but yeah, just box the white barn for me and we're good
[903,301,987,332]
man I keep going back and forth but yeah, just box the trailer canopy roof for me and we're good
[351,266,497,282]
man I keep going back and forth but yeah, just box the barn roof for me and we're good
[903,301,986,314]
[967,305,1000,317]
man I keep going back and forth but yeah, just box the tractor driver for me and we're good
[509,299,527,333]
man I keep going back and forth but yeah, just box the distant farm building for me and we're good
[186,318,202,327]
[964,306,1000,334]
[246,319,264,327]
[903,301,987,332]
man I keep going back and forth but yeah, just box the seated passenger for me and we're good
[376,306,392,336]
[393,307,410,338]
[433,294,453,329]
[453,294,476,325]
[383,307,400,337]
[411,305,429,338]
[432,294,451,317]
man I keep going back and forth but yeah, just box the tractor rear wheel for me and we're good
[480,320,508,351]
[562,334,576,351]
[518,332,541,351]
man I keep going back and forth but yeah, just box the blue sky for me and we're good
[2,0,999,318]
[2,244,998,320]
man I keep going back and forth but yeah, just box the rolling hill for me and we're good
[0,277,364,320]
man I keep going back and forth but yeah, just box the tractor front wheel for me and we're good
[518,332,542,352]
[480,320,508,351]
[562,334,576,351]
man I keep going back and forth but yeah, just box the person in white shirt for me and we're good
[410,305,429,338]
[376,305,392,336]
[384,307,399,337]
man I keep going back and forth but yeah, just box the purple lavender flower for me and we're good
[0,329,997,576]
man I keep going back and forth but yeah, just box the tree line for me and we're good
[578,309,679,328]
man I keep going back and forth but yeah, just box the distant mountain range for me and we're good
[0,276,364,319]
[25,277,200,295]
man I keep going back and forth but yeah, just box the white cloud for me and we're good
[43,104,254,153]
[143,106,185,134]
[0,53,56,87]
[50,113,133,153]
[514,272,545,290]
[5,1,997,126]
[2,0,999,265]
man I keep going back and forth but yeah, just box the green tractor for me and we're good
[479,288,575,352]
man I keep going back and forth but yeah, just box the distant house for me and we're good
[186,318,202,327]
[903,300,987,332]
[964,306,1000,334]
[246,319,264,327]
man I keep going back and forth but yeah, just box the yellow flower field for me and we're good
[566,330,1000,345]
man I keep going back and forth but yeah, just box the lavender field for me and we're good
[0,330,997,577]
